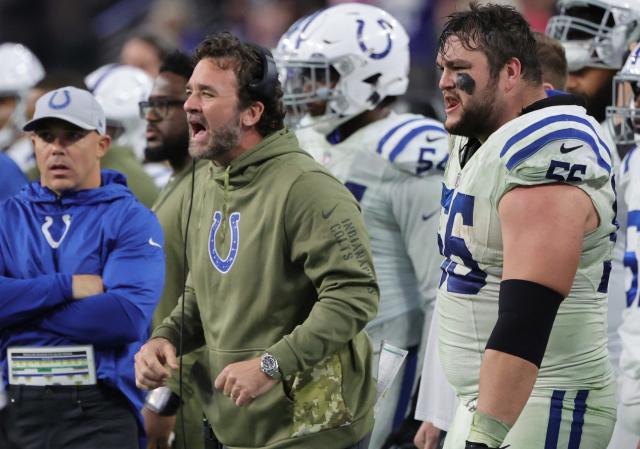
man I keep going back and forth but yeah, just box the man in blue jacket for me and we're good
[0,86,165,449]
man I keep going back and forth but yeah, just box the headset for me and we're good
[246,43,279,102]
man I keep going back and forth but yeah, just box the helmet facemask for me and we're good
[607,74,640,145]
[547,0,640,71]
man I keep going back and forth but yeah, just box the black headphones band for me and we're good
[246,43,278,101]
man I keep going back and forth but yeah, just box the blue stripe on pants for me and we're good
[568,390,589,449]
[544,390,565,449]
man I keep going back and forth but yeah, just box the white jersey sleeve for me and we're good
[500,115,613,194]
[375,113,449,177]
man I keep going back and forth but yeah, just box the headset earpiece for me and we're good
[246,43,278,101]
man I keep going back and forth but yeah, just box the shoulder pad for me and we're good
[375,114,449,176]
[499,112,613,187]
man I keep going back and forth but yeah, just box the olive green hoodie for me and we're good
[153,129,379,449]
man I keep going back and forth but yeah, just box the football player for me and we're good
[437,4,616,448]
[0,43,44,172]
[547,3,640,446]
[608,42,640,445]
[276,4,450,448]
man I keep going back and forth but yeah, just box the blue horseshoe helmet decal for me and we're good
[356,18,393,60]
[48,89,72,109]
[208,211,241,273]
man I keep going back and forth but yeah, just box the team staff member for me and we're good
[435,4,616,448]
[139,50,209,449]
[0,86,165,449]
[135,33,379,449]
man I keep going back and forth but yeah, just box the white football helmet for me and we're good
[606,43,640,144]
[85,64,152,159]
[275,3,409,134]
[0,42,45,149]
[546,0,640,71]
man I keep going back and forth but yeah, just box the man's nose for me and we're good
[438,69,455,91]
[183,94,198,113]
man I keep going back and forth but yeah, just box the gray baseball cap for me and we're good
[23,86,106,134]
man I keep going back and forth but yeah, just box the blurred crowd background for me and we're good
[0,0,557,119]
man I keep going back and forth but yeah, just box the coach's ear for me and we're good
[97,133,111,159]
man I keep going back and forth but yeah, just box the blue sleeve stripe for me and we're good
[505,128,611,173]
[629,210,640,228]
[376,117,424,154]
[499,114,612,161]
[388,125,447,162]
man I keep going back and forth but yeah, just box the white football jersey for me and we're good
[302,112,449,348]
[618,146,640,400]
[437,103,617,401]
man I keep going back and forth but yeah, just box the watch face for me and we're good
[261,353,279,377]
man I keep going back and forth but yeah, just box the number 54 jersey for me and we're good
[437,101,618,403]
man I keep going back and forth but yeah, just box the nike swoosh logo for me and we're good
[421,210,439,221]
[148,237,162,248]
[322,203,338,219]
[560,143,583,153]
[426,135,445,143]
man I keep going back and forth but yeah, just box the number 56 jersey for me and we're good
[437,101,618,402]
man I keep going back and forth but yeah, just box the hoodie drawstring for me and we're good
[221,165,231,240]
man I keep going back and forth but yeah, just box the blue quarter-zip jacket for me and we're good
[0,170,165,446]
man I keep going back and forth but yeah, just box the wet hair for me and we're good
[438,2,542,84]
[159,50,193,80]
[193,32,285,137]
[534,32,567,89]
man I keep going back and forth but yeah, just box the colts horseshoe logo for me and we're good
[48,89,72,110]
[41,215,72,249]
[208,211,241,274]
[356,18,393,60]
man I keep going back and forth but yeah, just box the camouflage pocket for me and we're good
[287,353,353,437]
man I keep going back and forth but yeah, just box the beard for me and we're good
[581,79,613,124]
[189,115,242,162]
[445,80,501,139]
[145,130,190,163]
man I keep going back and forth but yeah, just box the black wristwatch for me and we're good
[260,352,281,380]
